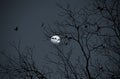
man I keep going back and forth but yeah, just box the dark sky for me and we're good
[1,0,119,79]
[0,0,89,67]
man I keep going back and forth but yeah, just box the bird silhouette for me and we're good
[97,6,103,11]
[14,27,18,31]
[84,25,88,28]
[41,22,44,27]
[96,26,100,32]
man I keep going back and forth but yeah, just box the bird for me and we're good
[41,22,44,27]
[84,25,88,28]
[14,27,18,31]
[97,6,103,11]
[96,26,100,32]
[97,6,101,10]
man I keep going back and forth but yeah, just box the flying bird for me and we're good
[41,22,44,27]
[14,27,18,31]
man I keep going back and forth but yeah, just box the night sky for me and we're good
[0,0,88,64]
[0,0,120,79]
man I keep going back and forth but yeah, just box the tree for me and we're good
[0,0,119,79]
[42,2,111,79]
[88,0,120,78]
[0,41,48,79]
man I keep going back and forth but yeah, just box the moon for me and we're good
[51,35,60,44]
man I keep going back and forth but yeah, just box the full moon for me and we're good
[51,35,60,44]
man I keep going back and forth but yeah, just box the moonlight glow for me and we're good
[51,35,60,44]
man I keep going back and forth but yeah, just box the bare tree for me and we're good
[42,2,109,79]
[0,0,119,79]
[87,0,120,78]
[0,41,48,79]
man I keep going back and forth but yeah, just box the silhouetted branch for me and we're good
[0,41,47,79]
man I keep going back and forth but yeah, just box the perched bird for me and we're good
[14,27,18,31]
[99,66,103,70]
[68,37,72,40]
[97,6,103,11]
[96,26,100,32]
[84,25,88,28]
[97,6,101,10]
